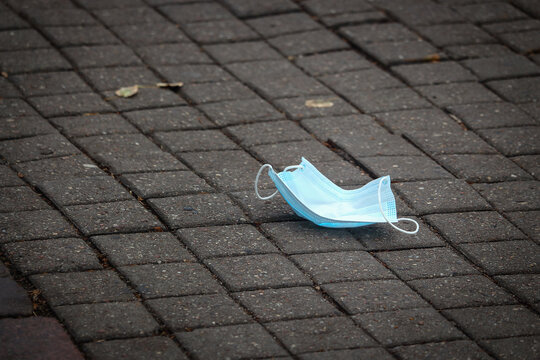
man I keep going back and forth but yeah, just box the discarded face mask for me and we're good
[255,158,419,234]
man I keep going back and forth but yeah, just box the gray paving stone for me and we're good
[39,176,132,206]
[55,302,160,342]
[513,155,540,180]
[320,68,402,95]
[455,2,526,23]
[266,317,376,353]
[273,96,358,120]
[392,340,493,360]
[340,23,418,44]
[0,48,71,74]
[375,108,463,134]
[323,279,429,314]
[23,8,96,27]
[417,23,495,47]
[29,270,134,306]
[11,71,90,97]
[51,114,138,137]
[227,59,305,80]
[348,87,431,113]
[478,126,540,156]
[119,262,223,299]
[303,0,373,16]
[63,200,162,236]
[416,82,501,107]
[499,30,540,53]
[176,323,287,360]
[161,2,234,24]
[63,44,142,68]
[0,186,50,213]
[81,66,159,92]
[487,77,540,103]
[462,55,540,81]
[230,190,299,222]
[221,0,298,18]
[349,217,445,250]
[177,224,278,259]
[445,43,513,60]
[480,336,540,360]
[124,107,213,133]
[181,19,259,44]
[0,277,32,317]
[376,247,479,281]
[472,181,540,212]
[458,240,539,275]
[358,155,452,181]
[0,165,24,187]
[76,0,146,9]
[104,88,187,112]
[203,41,282,64]
[300,113,383,142]
[320,11,388,28]
[91,232,194,267]
[235,286,339,322]
[495,274,540,304]
[247,12,321,38]
[0,133,80,163]
[519,102,540,121]
[292,251,395,284]
[204,254,311,291]
[226,120,311,147]
[44,25,119,47]
[0,317,84,360]
[269,30,349,57]
[120,171,212,199]
[0,12,29,30]
[0,209,77,243]
[252,75,333,99]
[83,337,187,360]
[111,22,188,46]
[0,29,49,51]
[28,93,114,117]
[394,179,491,215]
[14,155,105,184]
[424,211,526,244]
[7,0,76,10]
[183,81,257,104]
[505,210,540,242]
[353,308,465,346]
[135,43,213,67]
[0,99,38,118]
[147,293,251,330]
[435,154,532,182]
[361,40,443,66]
[156,64,232,84]
[148,193,247,228]
[409,275,516,309]
[198,97,283,126]
[251,140,342,167]
[261,221,363,255]
[154,129,238,153]
[2,238,101,275]
[298,348,393,360]
[295,50,372,76]
[0,77,21,98]
[93,7,165,25]
[337,131,423,158]
[392,62,476,86]
[442,305,540,339]
[74,133,160,156]
[447,102,536,129]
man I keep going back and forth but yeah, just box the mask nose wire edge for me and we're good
[377,176,419,235]
[255,163,304,200]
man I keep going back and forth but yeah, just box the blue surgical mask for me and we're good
[255,158,418,234]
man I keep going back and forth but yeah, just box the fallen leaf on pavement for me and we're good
[115,85,139,98]
[305,99,334,108]
[156,82,184,88]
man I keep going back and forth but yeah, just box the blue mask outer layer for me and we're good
[255,158,419,234]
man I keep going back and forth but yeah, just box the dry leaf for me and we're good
[426,53,441,62]
[115,85,139,98]
[156,82,184,88]
[305,99,334,108]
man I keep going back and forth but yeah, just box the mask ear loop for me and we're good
[255,164,304,200]
[377,177,419,235]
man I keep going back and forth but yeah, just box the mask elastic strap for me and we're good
[377,177,419,235]
[255,164,303,200]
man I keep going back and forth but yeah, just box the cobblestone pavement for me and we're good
[1,0,539,359]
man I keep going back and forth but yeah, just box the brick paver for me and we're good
[1,0,539,358]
